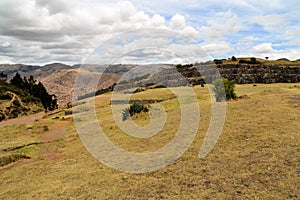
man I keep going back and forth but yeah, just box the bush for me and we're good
[239,58,260,64]
[12,99,21,107]
[213,78,237,102]
[250,57,256,63]
[0,154,30,167]
[22,95,40,103]
[122,101,149,121]
[213,59,223,64]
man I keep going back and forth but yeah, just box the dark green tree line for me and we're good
[10,72,58,111]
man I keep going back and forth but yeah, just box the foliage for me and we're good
[176,64,193,69]
[0,72,7,81]
[0,81,32,100]
[0,154,30,167]
[10,72,58,111]
[250,57,257,63]
[213,59,223,64]
[12,99,21,107]
[122,101,149,121]
[231,56,237,61]
[239,58,260,64]
[213,78,237,102]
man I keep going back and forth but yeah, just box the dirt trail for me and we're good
[6,91,26,108]
[0,112,45,126]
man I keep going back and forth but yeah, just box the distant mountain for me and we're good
[1,58,299,106]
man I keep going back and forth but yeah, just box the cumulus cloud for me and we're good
[0,0,299,64]
[0,0,176,64]
[35,0,72,14]
[151,14,166,27]
[238,42,300,60]
[200,10,241,42]
[169,14,186,29]
[181,26,199,39]
[252,43,274,54]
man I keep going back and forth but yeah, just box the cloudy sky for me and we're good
[0,0,299,64]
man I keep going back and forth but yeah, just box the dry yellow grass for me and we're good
[0,83,299,199]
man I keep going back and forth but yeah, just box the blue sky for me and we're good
[0,0,299,64]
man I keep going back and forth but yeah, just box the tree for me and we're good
[213,78,237,102]
[10,73,58,111]
[10,72,24,89]
[0,72,7,81]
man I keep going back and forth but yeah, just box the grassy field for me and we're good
[0,83,299,199]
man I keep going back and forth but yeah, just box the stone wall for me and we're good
[181,64,300,84]
[217,64,300,84]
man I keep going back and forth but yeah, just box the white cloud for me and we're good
[0,41,10,48]
[252,43,274,54]
[169,14,185,29]
[35,0,72,14]
[243,43,300,60]
[202,42,233,56]
[252,14,285,32]
[200,10,241,42]
[181,26,199,39]
[0,0,299,64]
[151,14,166,27]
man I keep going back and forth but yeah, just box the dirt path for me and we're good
[0,112,45,126]
[6,91,26,108]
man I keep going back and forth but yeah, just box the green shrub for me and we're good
[239,58,260,64]
[122,102,149,121]
[12,99,21,107]
[22,95,40,103]
[0,154,30,167]
[213,59,223,64]
[213,78,237,102]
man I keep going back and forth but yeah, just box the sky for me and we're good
[0,0,299,65]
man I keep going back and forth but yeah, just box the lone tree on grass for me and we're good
[213,78,237,102]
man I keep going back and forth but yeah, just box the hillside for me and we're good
[0,81,44,122]
[1,58,299,106]
[0,63,126,106]
[0,83,299,199]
